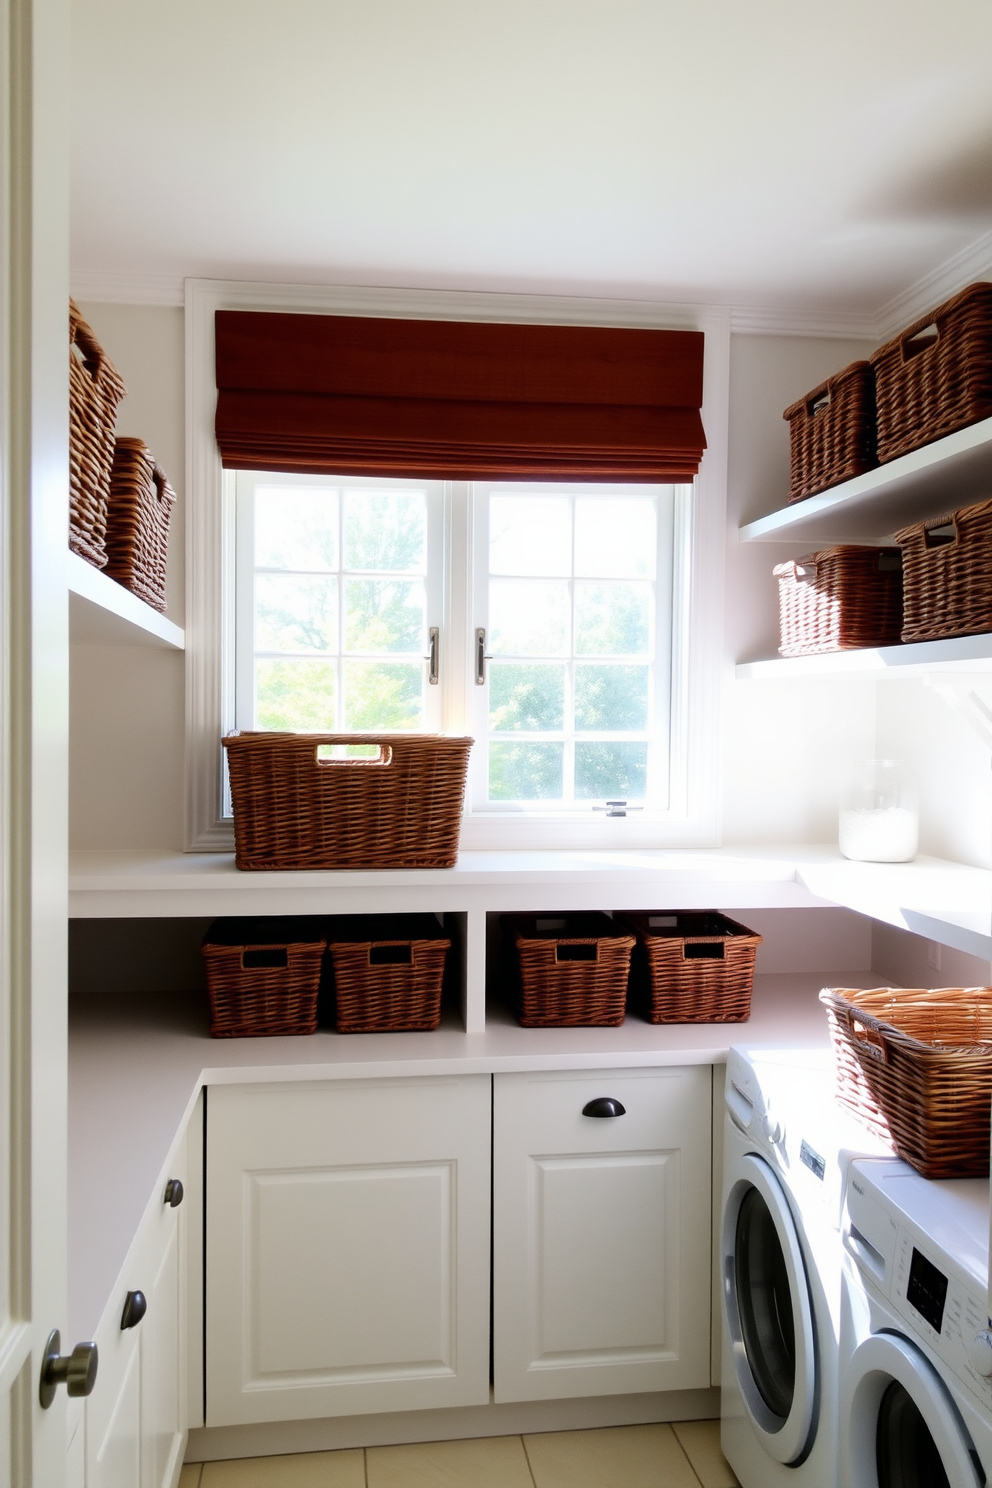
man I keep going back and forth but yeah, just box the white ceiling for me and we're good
[71,0,992,325]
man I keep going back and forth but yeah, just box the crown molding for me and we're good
[874,228,992,342]
[70,270,185,306]
[729,304,877,339]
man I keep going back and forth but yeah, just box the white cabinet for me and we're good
[205,1076,492,1426]
[492,1066,712,1402]
[85,1124,190,1488]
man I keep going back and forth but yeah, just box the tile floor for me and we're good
[177,1420,739,1488]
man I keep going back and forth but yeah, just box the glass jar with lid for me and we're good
[838,760,918,862]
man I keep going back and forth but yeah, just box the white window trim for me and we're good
[184,277,730,852]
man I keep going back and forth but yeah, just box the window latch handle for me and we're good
[424,626,439,685]
[475,628,492,686]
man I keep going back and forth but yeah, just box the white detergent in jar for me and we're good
[839,760,918,863]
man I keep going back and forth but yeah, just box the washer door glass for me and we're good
[722,1152,817,1465]
[735,1185,796,1419]
[876,1380,951,1488]
[841,1332,982,1488]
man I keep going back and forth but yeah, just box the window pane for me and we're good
[575,498,656,578]
[343,491,426,572]
[574,581,650,655]
[575,664,649,731]
[256,658,336,731]
[489,496,570,576]
[344,578,424,652]
[489,663,565,731]
[256,574,338,652]
[490,579,569,655]
[255,488,339,570]
[343,661,422,729]
[488,742,563,800]
[574,742,648,799]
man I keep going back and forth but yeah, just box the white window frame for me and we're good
[184,279,729,852]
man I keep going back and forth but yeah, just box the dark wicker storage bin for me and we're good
[104,437,175,613]
[618,911,761,1023]
[503,912,635,1028]
[871,282,992,464]
[202,918,326,1037]
[893,496,992,643]
[327,914,450,1033]
[69,299,127,569]
[222,732,473,870]
[821,985,992,1179]
[782,360,876,503]
[774,546,903,656]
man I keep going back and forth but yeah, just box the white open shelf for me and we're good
[736,632,992,680]
[739,416,992,546]
[69,551,185,649]
[68,846,992,963]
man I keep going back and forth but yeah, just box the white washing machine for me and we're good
[841,1157,992,1488]
[720,1046,892,1488]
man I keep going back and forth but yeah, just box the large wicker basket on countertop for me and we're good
[222,732,472,870]
[820,984,992,1178]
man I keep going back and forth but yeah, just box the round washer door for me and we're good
[841,1332,982,1488]
[722,1152,817,1464]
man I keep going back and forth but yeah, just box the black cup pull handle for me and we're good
[120,1291,147,1331]
[164,1178,184,1207]
[582,1097,626,1118]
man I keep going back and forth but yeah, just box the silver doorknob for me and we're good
[39,1330,98,1408]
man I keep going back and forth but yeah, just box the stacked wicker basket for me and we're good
[776,282,992,656]
[68,300,175,613]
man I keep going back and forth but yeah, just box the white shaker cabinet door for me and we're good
[205,1076,491,1426]
[493,1066,712,1402]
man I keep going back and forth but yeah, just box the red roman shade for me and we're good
[214,311,706,483]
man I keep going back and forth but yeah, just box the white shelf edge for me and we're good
[736,633,992,680]
[68,551,185,649]
[738,415,992,544]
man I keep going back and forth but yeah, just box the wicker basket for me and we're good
[871,282,992,465]
[326,914,450,1033]
[893,495,992,643]
[618,911,761,1023]
[774,546,904,656]
[69,300,127,569]
[104,438,175,613]
[820,986,992,1178]
[504,912,635,1028]
[222,732,472,870]
[783,360,876,503]
[202,918,326,1037]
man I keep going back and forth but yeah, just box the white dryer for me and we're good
[720,1046,892,1488]
[841,1157,992,1488]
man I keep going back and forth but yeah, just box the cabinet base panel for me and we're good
[184,1387,720,1463]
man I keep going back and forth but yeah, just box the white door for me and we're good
[0,0,72,1479]
[206,1076,491,1426]
[493,1066,712,1402]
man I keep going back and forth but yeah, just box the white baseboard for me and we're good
[184,1387,721,1463]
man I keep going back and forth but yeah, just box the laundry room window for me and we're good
[229,473,688,817]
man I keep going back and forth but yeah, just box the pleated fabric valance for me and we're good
[214,310,706,482]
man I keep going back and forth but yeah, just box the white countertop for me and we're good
[68,968,882,1342]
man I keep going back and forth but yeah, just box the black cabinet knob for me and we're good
[164,1178,184,1208]
[582,1097,626,1118]
[120,1291,147,1330]
[39,1331,98,1408]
